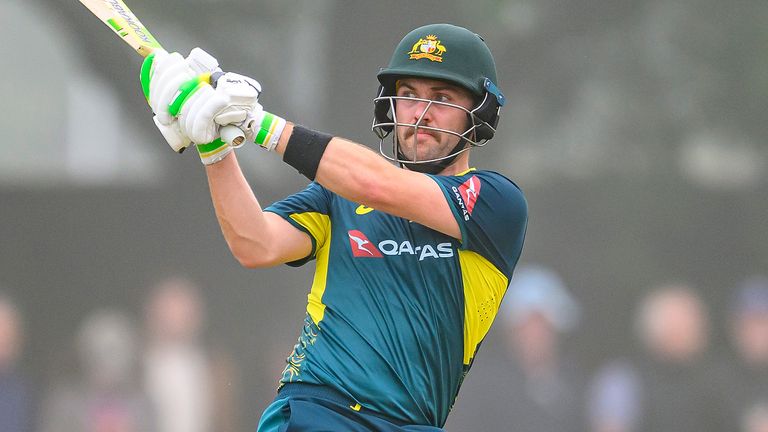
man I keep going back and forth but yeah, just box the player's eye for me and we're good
[434,94,451,103]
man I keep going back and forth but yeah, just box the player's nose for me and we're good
[411,100,434,124]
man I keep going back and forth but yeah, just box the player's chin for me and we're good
[398,134,441,158]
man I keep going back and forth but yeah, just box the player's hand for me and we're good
[141,48,215,152]
[141,48,268,163]
[170,70,265,164]
[206,73,287,153]
[196,95,287,164]
[141,48,248,149]
[192,71,266,164]
[141,48,286,163]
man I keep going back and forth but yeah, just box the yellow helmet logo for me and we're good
[407,34,447,62]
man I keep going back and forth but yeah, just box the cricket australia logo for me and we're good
[452,175,481,221]
[408,34,447,62]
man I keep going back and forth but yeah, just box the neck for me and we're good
[437,151,470,176]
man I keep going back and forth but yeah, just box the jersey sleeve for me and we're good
[264,182,333,266]
[429,171,528,279]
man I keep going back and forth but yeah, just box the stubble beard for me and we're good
[397,128,459,162]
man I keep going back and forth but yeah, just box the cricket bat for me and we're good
[77,0,245,146]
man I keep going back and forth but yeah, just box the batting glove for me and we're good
[141,47,245,149]
[141,48,285,164]
[141,48,218,152]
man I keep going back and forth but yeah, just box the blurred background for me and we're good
[2,0,767,431]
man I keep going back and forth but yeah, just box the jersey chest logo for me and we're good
[348,230,383,257]
[347,229,454,261]
[355,204,375,215]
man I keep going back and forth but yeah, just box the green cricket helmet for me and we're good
[372,23,505,173]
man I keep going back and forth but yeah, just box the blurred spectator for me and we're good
[38,309,155,432]
[447,265,584,432]
[588,283,726,432]
[0,294,33,432]
[143,276,240,432]
[587,361,641,432]
[720,276,768,430]
[744,401,768,432]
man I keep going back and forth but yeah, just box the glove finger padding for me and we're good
[141,47,227,154]
[210,73,263,142]
[213,108,250,126]
[174,72,263,144]
[179,84,229,144]
[186,47,220,75]
[153,115,192,153]
[151,58,198,125]
[214,73,261,104]
[140,48,167,102]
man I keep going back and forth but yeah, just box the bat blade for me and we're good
[77,0,163,57]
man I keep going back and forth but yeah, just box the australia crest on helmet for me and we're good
[407,34,447,62]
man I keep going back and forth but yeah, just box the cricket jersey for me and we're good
[263,168,527,427]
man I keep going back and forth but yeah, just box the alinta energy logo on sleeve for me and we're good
[453,175,481,221]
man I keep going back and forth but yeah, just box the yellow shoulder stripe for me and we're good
[290,212,332,326]
[290,212,330,247]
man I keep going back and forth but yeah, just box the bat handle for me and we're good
[221,125,246,147]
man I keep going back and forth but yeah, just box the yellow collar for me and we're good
[455,167,477,176]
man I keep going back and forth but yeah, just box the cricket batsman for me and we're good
[141,23,527,431]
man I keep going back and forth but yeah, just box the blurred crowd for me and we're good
[445,267,768,432]
[2,268,768,431]
[0,277,241,432]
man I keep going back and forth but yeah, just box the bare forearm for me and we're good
[204,152,273,266]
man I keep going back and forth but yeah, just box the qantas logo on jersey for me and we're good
[452,175,481,221]
[348,230,383,257]
[347,230,454,261]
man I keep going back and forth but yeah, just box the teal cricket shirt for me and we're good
[264,168,527,427]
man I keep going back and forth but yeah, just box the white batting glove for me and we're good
[140,48,286,164]
[182,72,261,144]
[171,69,287,164]
[170,71,264,165]
[140,47,224,152]
[196,104,287,164]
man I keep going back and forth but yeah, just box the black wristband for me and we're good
[283,125,333,181]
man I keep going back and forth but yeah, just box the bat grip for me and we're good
[220,125,246,147]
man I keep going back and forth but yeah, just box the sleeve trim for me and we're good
[263,209,320,267]
[427,174,468,248]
